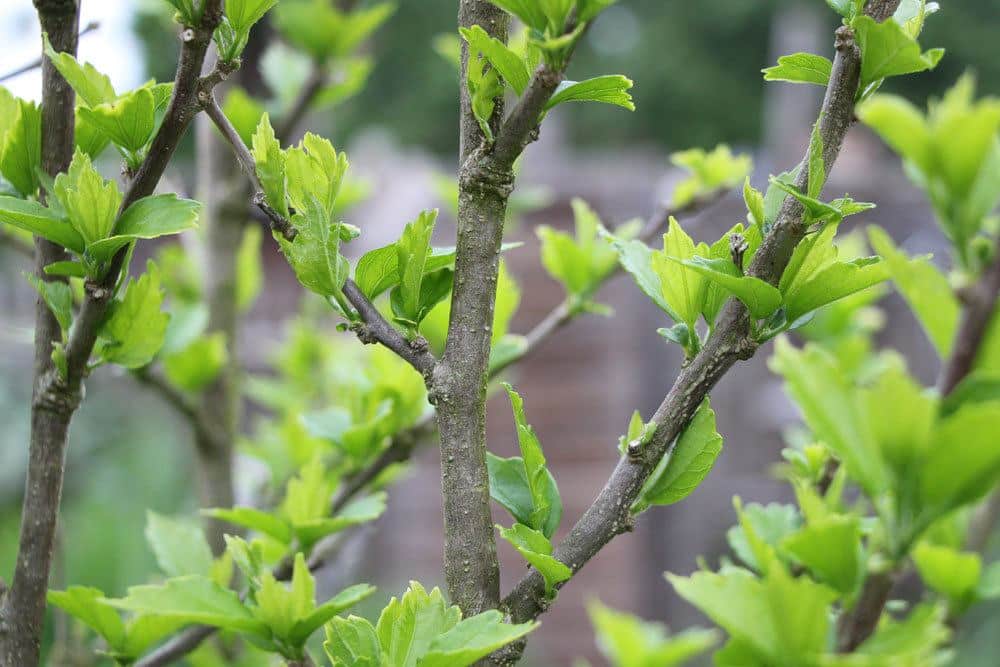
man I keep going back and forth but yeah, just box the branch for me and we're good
[204,90,440,375]
[0,20,99,83]
[937,241,1000,395]
[341,279,439,376]
[493,22,867,655]
[202,93,298,241]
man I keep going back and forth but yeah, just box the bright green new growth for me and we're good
[670,144,752,207]
[859,76,1000,265]
[324,581,537,667]
[586,600,718,667]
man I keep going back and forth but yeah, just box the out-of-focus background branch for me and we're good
[2,1,999,664]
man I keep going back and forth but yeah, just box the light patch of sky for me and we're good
[1,0,143,101]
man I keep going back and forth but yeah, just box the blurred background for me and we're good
[2,0,1000,664]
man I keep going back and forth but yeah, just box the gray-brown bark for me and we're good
[0,3,80,664]
[431,0,510,617]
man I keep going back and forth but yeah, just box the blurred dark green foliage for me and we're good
[135,0,1000,157]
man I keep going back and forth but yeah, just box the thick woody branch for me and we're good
[494,24,866,657]
[0,3,81,664]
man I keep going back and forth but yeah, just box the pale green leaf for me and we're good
[762,53,832,86]
[545,75,635,112]
[497,523,572,596]
[419,610,538,667]
[634,399,722,512]
[461,25,531,95]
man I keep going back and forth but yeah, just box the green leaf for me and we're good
[537,198,620,299]
[853,15,944,91]
[667,563,836,664]
[762,52,832,86]
[376,581,462,667]
[782,515,861,595]
[769,339,886,497]
[43,34,116,106]
[671,144,753,208]
[291,582,376,647]
[203,507,292,544]
[292,493,387,548]
[856,94,933,174]
[725,502,801,573]
[486,453,563,540]
[919,402,1000,518]
[419,610,538,667]
[392,209,438,325]
[94,261,170,369]
[861,363,937,477]
[285,132,350,218]
[164,0,202,25]
[226,0,278,35]
[744,178,765,229]
[783,256,889,324]
[251,113,288,217]
[51,149,121,247]
[653,218,706,328]
[587,600,718,667]
[460,25,531,95]
[503,383,561,535]
[912,542,981,611]
[279,195,350,298]
[672,256,782,320]
[78,87,156,152]
[356,245,457,300]
[466,56,504,141]
[545,75,635,112]
[487,0,548,31]
[26,274,73,334]
[106,575,267,637]
[48,587,127,650]
[0,196,84,252]
[144,511,215,578]
[325,616,382,667]
[617,409,657,457]
[825,0,864,19]
[606,232,674,320]
[272,1,395,62]
[0,98,41,196]
[163,333,228,392]
[634,399,722,513]
[867,226,958,359]
[497,523,572,596]
[236,225,263,311]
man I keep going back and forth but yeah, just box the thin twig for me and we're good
[202,93,298,241]
[0,21,99,83]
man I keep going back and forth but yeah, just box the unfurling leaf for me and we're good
[762,53,832,86]
[633,399,723,513]
[497,523,572,596]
